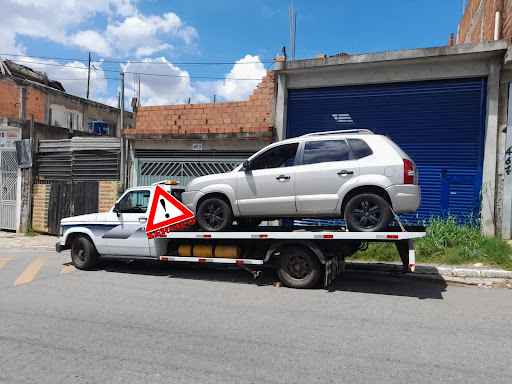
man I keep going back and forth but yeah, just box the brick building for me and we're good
[0,59,132,233]
[124,71,275,187]
[454,0,512,44]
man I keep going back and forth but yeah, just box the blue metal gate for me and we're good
[286,78,487,223]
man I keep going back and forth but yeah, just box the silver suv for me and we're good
[181,130,420,232]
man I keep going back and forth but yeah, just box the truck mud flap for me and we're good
[324,255,345,287]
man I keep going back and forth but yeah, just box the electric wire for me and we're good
[0,53,274,66]
[6,59,268,81]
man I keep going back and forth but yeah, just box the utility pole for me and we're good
[138,75,141,107]
[86,52,91,99]
[120,73,125,192]
[289,0,297,60]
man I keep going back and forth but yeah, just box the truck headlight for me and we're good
[59,225,64,236]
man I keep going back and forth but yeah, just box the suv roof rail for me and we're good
[301,129,374,137]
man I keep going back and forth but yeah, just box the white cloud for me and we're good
[1,1,265,108]
[106,13,196,57]
[19,57,109,99]
[2,0,113,46]
[120,55,267,107]
[122,58,194,106]
[135,44,172,57]
[216,55,267,101]
[1,1,197,58]
[110,0,138,17]
[70,31,112,57]
[94,96,120,108]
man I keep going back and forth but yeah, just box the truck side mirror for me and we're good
[113,202,121,217]
[242,160,251,171]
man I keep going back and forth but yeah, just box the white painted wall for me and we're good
[49,104,84,131]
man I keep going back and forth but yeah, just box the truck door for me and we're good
[104,189,151,256]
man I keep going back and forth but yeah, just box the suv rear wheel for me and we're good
[196,197,233,232]
[344,193,392,232]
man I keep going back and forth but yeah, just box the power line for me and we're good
[7,59,265,81]
[0,53,274,66]
[48,78,121,81]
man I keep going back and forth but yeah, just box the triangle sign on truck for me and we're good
[145,186,195,233]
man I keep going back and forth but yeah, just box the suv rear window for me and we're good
[347,139,373,159]
[303,140,354,165]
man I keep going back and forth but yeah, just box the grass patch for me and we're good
[352,216,512,270]
[25,223,38,237]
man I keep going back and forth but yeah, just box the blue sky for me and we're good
[1,0,464,109]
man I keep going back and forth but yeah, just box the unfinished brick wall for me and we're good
[26,89,45,122]
[503,0,512,39]
[0,78,46,122]
[131,71,275,134]
[456,0,512,44]
[0,81,19,118]
[32,184,50,232]
[98,181,118,212]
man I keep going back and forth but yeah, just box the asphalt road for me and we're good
[1,248,511,384]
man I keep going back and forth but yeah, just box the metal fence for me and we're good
[137,158,244,186]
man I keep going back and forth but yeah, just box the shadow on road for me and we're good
[326,270,447,299]
[93,258,448,299]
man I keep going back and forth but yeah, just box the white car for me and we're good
[182,129,421,232]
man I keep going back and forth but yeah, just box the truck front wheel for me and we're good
[277,247,321,289]
[71,236,98,270]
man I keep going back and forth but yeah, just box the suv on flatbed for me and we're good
[182,129,421,232]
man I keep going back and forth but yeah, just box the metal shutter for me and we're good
[135,150,255,187]
[286,78,487,223]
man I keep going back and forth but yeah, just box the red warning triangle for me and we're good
[145,185,195,233]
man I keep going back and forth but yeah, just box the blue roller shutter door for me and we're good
[286,78,486,223]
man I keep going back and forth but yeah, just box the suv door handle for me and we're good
[276,175,291,180]
[138,217,147,223]
[337,170,354,175]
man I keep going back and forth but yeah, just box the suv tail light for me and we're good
[403,159,415,184]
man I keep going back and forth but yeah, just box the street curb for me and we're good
[0,244,56,251]
[345,261,512,279]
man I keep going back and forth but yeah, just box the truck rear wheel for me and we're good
[71,236,98,270]
[277,247,321,289]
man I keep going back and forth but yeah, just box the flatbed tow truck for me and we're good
[56,184,426,289]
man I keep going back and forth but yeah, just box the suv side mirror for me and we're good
[242,160,251,171]
[113,202,121,216]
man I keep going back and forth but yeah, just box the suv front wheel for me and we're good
[344,193,392,232]
[196,197,233,232]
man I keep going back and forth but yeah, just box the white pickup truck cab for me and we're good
[57,184,185,264]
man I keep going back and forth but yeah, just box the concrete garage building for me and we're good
[273,40,511,239]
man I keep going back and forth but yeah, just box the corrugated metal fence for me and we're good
[34,138,119,233]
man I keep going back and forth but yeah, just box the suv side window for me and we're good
[250,143,299,170]
[347,139,373,159]
[119,190,151,213]
[303,140,354,165]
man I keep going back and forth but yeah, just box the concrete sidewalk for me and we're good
[1,230,511,286]
[0,230,57,250]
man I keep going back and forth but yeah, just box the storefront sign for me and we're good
[0,131,20,149]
